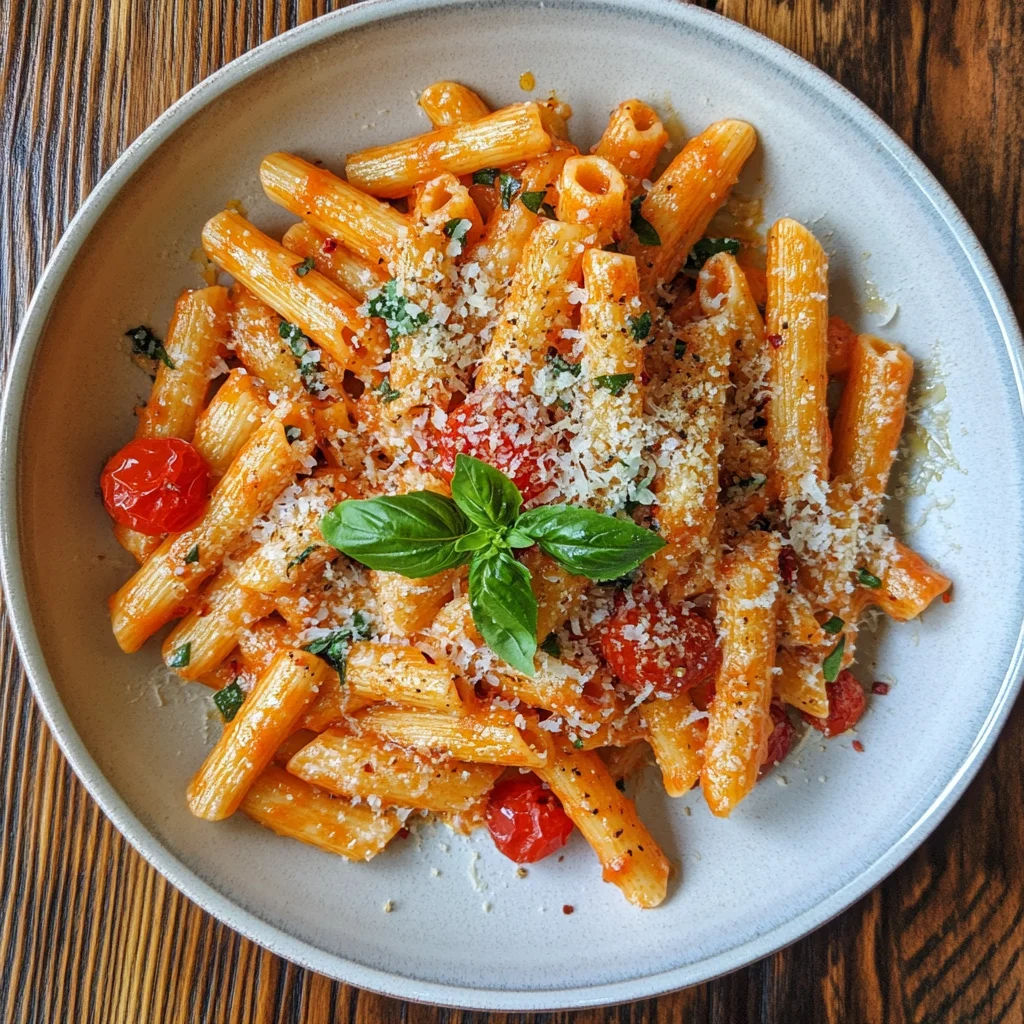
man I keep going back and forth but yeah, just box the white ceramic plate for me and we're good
[3,0,1023,1010]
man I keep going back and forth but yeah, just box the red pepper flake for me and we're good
[362,763,375,773]
[767,332,784,349]
[322,237,338,253]
[779,546,799,587]
[852,740,864,752]
[562,904,574,915]
[872,681,890,695]
[942,590,952,603]
[397,827,410,839]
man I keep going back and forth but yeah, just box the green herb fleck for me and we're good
[473,167,500,186]
[367,279,429,342]
[294,255,316,277]
[821,615,845,635]
[126,326,174,369]
[684,237,741,273]
[376,377,401,404]
[628,311,652,342]
[546,351,581,377]
[857,568,882,589]
[674,339,687,359]
[184,544,200,564]
[540,633,561,658]
[279,320,309,357]
[302,613,372,679]
[168,643,191,669]
[630,195,661,246]
[822,634,846,683]
[287,544,317,573]
[520,190,548,214]
[593,373,634,396]
[499,173,522,210]
[213,680,245,722]
[443,217,472,246]
[572,739,585,749]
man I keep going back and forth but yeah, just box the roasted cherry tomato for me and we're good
[101,437,209,535]
[597,592,721,696]
[486,774,574,864]
[802,670,866,737]
[760,700,795,775]
[436,388,553,503]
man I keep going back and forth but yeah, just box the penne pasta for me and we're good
[418,80,491,127]
[191,368,271,479]
[556,155,628,246]
[644,695,707,798]
[345,642,468,713]
[593,99,668,190]
[281,221,388,302]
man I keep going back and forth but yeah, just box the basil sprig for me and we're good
[320,455,664,675]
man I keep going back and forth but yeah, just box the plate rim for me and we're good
[2,0,1023,1010]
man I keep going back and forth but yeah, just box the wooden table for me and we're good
[1,1,1022,1021]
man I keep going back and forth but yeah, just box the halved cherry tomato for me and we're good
[486,774,574,863]
[101,437,209,535]
[760,700,795,775]
[597,591,720,696]
[436,387,553,503]
[801,670,866,737]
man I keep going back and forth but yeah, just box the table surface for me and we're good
[2,1,1023,1021]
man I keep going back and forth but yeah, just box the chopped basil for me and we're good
[472,167,500,186]
[684,237,741,273]
[674,339,687,359]
[546,351,581,377]
[629,195,661,246]
[279,320,309,357]
[822,634,846,683]
[572,739,585,749]
[593,373,634,396]
[213,680,245,722]
[184,544,199,564]
[554,397,571,412]
[540,633,561,657]
[499,173,522,210]
[286,544,317,573]
[126,325,174,369]
[539,202,556,219]
[376,377,401,403]
[520,190,548,214]
[167,643,191,669]
[367,279,429,342]
[294,255,316,277]
[443,218,472,245]
[628,311,652,342]
[822,615,845,635]
[857,568,882,589]
[302,612,372,679]
[284,426,302,443]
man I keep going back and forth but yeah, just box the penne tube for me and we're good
[625,119,756,297]
[202,209,388,372]
[272,728,319,767]
[774,645,830,718]
[869,540,951,621]
[237,615,299,675]
[241,764,400,860]
[556,155,628,246]
[345,642,468,714]
[113,524,161,565]
[827,315,857,376]
[476,220,589,391]
[593,99,668,190]
[260,152,409,265]
[161,570,274,680]
[418,80,491,127]
[830,334,913,510]
[229,285,305,393]
[192,368,271,479]
[536,745,670,908]
[578,248,646,512]
[109,418,298,653]
[777,585,828,649]
[287,727,501,812]
[187,650,329,820]
[412,172,484,248]
[281,221,388,302]
[520,547,590,641]
[644,695,707,798]
[602,740,652,783]
[702,531,780,816]
[765,218,831,504]
[354,705,547,767]
[346,103,552,198]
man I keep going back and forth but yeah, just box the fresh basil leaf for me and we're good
[184,544,199,564]
[167,643,191,669]
[516,505,665,580]
[443,217,472,245]
[473,167,500,186]
[822,634,846,683]
[321,492,471,578]
[628,311,652,341]
[539,632,561,657]
[468,549,537,676]
[454,529,494,553]
[520,190,548,214]
[302,615,372,680]
[546,350,581,377]
[630,195,661,246]
[295,255,316,277]
[213,680,245,721]
[684,237,741,273]
[376,377,401,403]
[499,173,522,210]
[506,528,535,548]
[857,567,882,589]
[126,325,175,369]
[593,373,634,396]
[287,544,317,573]
[451,453,522,531]
[367,279,429,341]
[821,615,844,635]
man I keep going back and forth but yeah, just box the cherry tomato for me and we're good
[101,437,209,535]
[486,774,574,863]
[597,592,721,696]
[760,700,795,775]
[802,670,866,737]
[436,388,553,503]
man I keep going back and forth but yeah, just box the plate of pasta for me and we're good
[3,0,1023,1010]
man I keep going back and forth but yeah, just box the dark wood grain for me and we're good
[1,1,1022,1021]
